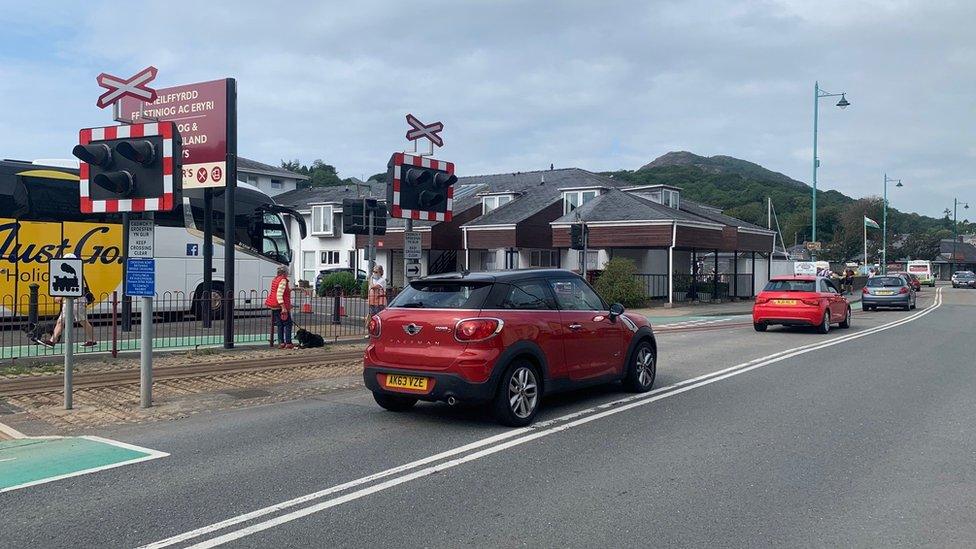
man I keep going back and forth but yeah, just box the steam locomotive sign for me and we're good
[48,258,84,298]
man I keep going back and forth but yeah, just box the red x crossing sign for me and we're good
[405,113,444,147]
[96,66,159,109]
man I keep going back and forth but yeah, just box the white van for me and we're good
[907,260,935,287]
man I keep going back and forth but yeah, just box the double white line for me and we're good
[140,288,943,549]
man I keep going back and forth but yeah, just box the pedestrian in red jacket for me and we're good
[265,266,293,348]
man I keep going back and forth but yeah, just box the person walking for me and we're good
[366,265,388,329]
[265,266,294,349]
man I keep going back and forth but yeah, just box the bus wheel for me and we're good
[194,283,225,321]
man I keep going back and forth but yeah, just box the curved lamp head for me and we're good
[895,181,903,188]
[836,94,850,109]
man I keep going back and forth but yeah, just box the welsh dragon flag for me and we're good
[864,216,881,229]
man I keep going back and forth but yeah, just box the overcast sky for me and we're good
[1,0,973,219]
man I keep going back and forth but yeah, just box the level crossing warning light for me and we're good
[72,121,182,213]
[386,152,456,221]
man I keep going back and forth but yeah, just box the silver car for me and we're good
[862,275,916,311]
[952,271,976,288]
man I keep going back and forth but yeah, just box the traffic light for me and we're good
[386,152,456,221]
[342,198,387,235]
[570,223,588,250]
[72,121,182,213]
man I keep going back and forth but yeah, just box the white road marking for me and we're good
[0,421,26,439]
[143,288,944,549]
[0,458,16,463]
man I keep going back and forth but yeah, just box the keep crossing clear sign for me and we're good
[128,220,155,258]
[404,232,422,260]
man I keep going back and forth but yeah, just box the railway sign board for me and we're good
[96,66,159,109]
[118,78,231,189]
[404,232,422,260]
[127,220,155,258]
[49,258,84,298]
[125,258,156,297]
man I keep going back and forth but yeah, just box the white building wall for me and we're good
[240,173,301,197]
[559,249,609,273]
[288,212,359,284]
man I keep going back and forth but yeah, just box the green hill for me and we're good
[605,151,959,261]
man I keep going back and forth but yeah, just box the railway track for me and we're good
[0,348,366,396]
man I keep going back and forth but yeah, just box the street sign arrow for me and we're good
[96,66,159,109]
[405,113,444,147]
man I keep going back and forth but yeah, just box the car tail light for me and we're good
[862,287,870,294]
[755,296,769,304]
[801,298,821,306]
[455,318,503,342]
[899,286,910,294]
[367,315,382,338]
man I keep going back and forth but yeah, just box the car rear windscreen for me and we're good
[867,277,905,287]
[763,280,815,292]
[390,281,492,309]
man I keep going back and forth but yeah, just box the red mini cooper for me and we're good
[364,269,657,426]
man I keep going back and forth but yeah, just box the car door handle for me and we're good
[568,323,582,330]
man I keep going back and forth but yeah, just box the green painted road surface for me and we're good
[0,436,167,493]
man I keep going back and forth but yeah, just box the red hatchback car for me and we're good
[752,275,852,333]
[364,269,657,426]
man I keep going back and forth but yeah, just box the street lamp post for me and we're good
[951,198,970,274]
[811,81,850,260]
[882,173,902,274]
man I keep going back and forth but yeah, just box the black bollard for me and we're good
[27,283,39,327]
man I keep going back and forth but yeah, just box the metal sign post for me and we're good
[124,216,156,407]
[223,79,237,349]
[49,257,84,410]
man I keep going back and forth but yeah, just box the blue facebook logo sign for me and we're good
[186,243,199,256]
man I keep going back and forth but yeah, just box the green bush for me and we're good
[318,272,359,295]
[594,258,648,308]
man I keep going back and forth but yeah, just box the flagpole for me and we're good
[863,217,867,272]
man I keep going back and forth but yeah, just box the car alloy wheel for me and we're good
[508,366,539,419]
[819,311,830,334]
[636,347,655,388]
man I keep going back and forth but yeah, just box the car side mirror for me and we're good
[608,302,625,320]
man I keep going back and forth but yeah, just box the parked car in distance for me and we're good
[752,276,851,334]
[363,269,657,426]
[862,275,916,311]
[891,272,921,292]
[952,270,976,288]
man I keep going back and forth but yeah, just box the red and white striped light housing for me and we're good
[386,152,456,222]
[73,121,182,213]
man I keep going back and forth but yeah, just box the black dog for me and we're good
[24,321,55,345]
[295,328,325,348]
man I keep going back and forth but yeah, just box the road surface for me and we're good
[3,286,974,548]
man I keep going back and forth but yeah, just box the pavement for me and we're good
[2,285,972,547]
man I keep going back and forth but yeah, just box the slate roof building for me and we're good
[237,157,310,197]
[934,237,976,279]
[273,166,777,303]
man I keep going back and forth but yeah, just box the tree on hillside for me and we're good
[282,159,344,189]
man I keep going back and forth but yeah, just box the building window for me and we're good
[663,189,679,209]
[302,251,316,283]
[240,174,259,187]
[271,178,283,189]
[321,250,340,264]
[563,190,600,214]
[530,250,558,268]
[311,205,334,235]
[481,251,497,270]
[482,195,513,214]
[578,250,599,270]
